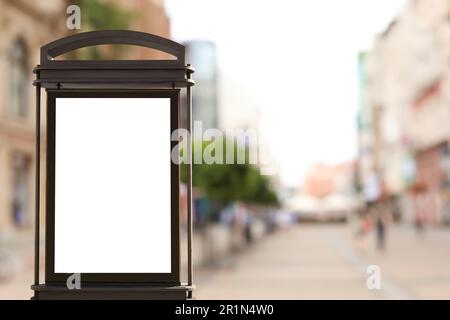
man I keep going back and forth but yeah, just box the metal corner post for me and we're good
[34,74,41,289]
[187,70,193,299]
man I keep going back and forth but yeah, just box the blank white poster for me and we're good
[54,98,171,273]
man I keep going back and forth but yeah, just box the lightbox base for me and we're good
[31,284,194,300]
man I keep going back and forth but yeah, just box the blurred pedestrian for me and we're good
[411,182,427,237]
[375,211,385,251]
[244,211,253,244]
[375,187,391,252]
[354,207,372,253]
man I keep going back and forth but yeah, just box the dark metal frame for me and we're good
[35,30,194,89]
[32,31,194,299]
[45,90,180,285]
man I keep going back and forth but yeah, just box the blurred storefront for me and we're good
[357,0,450,225]
[414,143,450,224]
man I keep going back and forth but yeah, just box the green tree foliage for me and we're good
[180,139,279,207]
[68,0,136,59]
[73,0,134,30]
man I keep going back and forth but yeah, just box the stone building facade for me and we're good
[358,0,450,224]
[0,0,66,235]
[0,0,171,236]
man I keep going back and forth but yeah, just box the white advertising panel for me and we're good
[54,97,171,273]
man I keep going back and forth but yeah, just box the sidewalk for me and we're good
[361,225,450,299]
[194,224,450,299]
[1,223,450,299]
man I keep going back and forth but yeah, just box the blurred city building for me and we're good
[64,0,171,59]
[357,0,450,225]
[0,0,172,284]
[118,0,171,59]
[0,0,66,235]
[218,73,279,178]
[184,40,219,130]
[287,162,356,222]
[0,0,172,230]
[179,40,282,268]
[304,162,356,198]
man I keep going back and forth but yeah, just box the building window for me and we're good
[11,152,31,227]
[9,39,28,118]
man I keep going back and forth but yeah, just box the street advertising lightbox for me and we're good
[32,31,195,300]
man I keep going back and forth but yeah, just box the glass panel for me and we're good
[54,98,171,273]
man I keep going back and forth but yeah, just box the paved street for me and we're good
[195,224,450,299]
[1,223,450,299]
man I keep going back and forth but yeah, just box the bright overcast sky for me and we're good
[166,0,406,188]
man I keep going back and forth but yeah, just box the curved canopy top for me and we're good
[40,30,185,66]
[35,31,194,89]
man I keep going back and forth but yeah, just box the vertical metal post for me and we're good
[34,80,41,287]
[186,70,193,299]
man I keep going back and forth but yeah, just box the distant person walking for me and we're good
[375,188,391,252]
[354,208,373,253]
[411,182,427,237]
[375,211,385,251]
